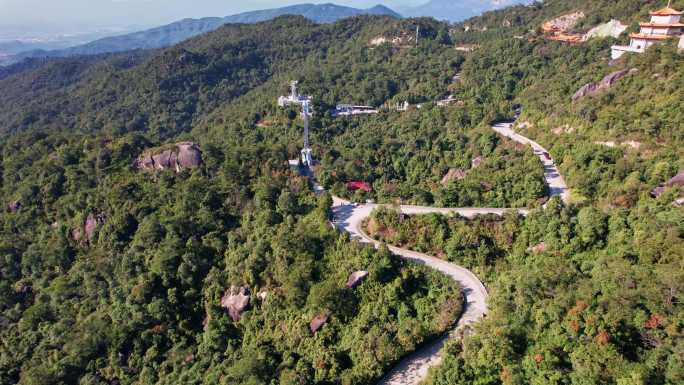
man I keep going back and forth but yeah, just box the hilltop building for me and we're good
[611,2,683,59]
[333,104,379,117]
[278,81,312,107]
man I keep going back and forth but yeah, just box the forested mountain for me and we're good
[221,3,401,24]
[0,0,682,384]
[1,3,401,66]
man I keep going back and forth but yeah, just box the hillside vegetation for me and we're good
[0,0,682,384]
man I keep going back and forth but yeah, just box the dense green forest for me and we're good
[0,0,682,384]
[366,199,684,384]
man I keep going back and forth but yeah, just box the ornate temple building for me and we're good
[612,1,683,59]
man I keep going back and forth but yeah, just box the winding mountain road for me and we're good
[325,120,568,385]
[492,122,570,203]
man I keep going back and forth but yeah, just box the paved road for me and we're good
[492,122,570,204]
[331,197,514,384]
[323,121,567,385]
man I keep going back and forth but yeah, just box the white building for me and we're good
[611,2,683,59]
[333,104,379,117]
[436,95,458,107]
[278,81,312,107]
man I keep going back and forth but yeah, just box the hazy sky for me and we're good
[0,0,422,31]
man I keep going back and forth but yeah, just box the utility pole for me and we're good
[416,25,420,46]
[290,80,298,100]
[301,100,313,167]
[278,80,314,167]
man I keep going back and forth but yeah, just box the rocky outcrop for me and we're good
[441,168,468,186]
[345,271,369,289]
[572,69,631,101]
[72,213,105,244]
[529,242,548,255]
[310,313,329,334]
[652,170,684,198]
[7,201,21,213]
[221,286,250,322]
[257,290,268,301]
[471,156,484,169]
[137,142,203,172]
[584,20,627,39]
[542,12,585,33]
[84,214,103,241]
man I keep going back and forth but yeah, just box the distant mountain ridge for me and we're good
[404,0,529,22]
[223,3,401,24]
[3,3,400,65]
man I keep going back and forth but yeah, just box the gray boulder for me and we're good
[346,271,369,289]
[137,142,203,172]
[471,156,484,169]
[72,213,105,244]
[84,214,105,242]
[572,69,630,101]
[221,286,250,322]
[310,313,329,334]
[177,142,203,169]
[7,201,21,213]
[441,168,468,186]
[652,170,684,197]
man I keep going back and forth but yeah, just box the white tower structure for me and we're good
[300,100,313,166]
[278,81,314,166]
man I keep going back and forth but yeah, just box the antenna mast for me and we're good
[303,101,310,149]
[300,99,313,167]
[290,80,298,100]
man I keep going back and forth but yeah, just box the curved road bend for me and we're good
[491,122,570,204]
[331,198,518,385]
[325,121,568,385]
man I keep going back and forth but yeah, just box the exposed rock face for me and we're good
[584,19,627,39]
[346,271,369,289]
[72,213,105,244]
[257,290,268,301]
[670,171,684,188]
[310,314,329,334]
[471,156,484,169]
[84,214,104,242]
[72,228,83,242]
[7,201,21,213]
[652,170,684,197]
[595,140,641,149]
[137,142,203,172]
[542,12,585,33]
[529,242,548,255]
[221,286,250,322]
[572,69,630,100]
[441,168,468,186]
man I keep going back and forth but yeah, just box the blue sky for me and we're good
[0,0,422,31]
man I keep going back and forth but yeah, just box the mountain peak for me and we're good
[3,3,401,65]
[366,4,403,18]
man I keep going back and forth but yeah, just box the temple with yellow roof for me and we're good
[611,1,683,59]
